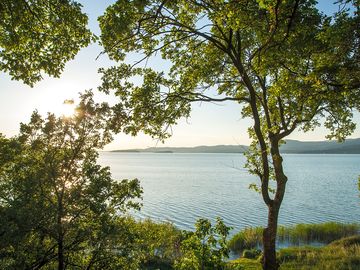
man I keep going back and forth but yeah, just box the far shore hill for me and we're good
[111,138,360,154]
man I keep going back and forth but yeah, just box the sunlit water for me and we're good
[98,152,360,234]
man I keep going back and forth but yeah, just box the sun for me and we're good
[61,99,76,117]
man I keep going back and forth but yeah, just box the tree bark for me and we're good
[262,139,288,270]
[262,204,280,270]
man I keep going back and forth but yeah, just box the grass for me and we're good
[327,234,360,247]
[228,222,360,254]
[227,235,360,270]
[278,235,360,269]
[226,258,262,270]
[228,227,263,252]
[277,222,360,245]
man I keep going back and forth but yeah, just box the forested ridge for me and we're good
[112,138,360,153]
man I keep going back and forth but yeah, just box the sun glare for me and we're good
[62,104,75,117]
[60,99,76,117]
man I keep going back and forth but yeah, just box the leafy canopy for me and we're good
[98,0,359,141]
[0,92,143,269]
[0,0,92,86]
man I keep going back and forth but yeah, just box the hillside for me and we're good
[111,138,360,154]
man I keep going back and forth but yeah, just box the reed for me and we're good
[277,222,359,245]
[228,222,360,253]
[228,227,263,252]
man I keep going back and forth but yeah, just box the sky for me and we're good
[0,0,359,151]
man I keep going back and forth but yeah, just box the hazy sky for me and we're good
[0,0,359,150]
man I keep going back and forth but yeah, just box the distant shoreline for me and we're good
[109,138,360,154]
[109,151,360,154]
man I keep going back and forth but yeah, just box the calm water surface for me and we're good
[98,153,360,234]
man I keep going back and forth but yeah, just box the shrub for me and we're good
[175,217,231,270]
[242,249,262,259]
[136,219,182,267]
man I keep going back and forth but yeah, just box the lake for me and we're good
[98,152,360,234]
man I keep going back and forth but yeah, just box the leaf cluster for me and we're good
[0,0,92,86]
[175,217,231,270]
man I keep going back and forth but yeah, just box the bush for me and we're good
[242,249,262,259]
[136,219,182,268]
[175,217,231,270]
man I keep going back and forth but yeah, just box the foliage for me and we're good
[0,0,92,86]
[1,1,359,269]
[135,219,182,269]
[242,249,262,260]
[97,1,359,268]
[0,92,143,270]
[174,217,231,270]
[98,0,360,140]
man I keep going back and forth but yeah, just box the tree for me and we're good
[0,92,143,270]
[134,219,182,268]
[0,0,92,86]
[175,218,230,270]
[97,1,360,269]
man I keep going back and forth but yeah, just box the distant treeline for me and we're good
[112,138,360,154]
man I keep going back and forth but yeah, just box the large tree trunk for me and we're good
[262,139,287,270]
[262,204,280,270]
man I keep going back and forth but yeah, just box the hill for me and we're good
[111,138,360,154]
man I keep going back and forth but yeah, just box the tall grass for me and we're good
[228,222,360,253]
[277,222,359,245]
[278,235,360,270]
[227,235,360,270]
[228,227,263,252]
